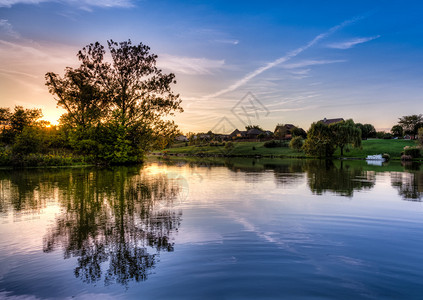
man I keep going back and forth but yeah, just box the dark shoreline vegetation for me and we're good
[0,40,422,167]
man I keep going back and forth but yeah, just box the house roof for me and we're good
[320,118,344,125]
[246,128,264,135]
[229,129,241,136]
[275,124,295,130]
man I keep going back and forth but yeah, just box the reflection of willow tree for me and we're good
[304,160,375,197]
[42,167,182,286]
[265,161,305,187]
[391,171,423,201]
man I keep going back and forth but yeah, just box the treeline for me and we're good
[0,40,183,167]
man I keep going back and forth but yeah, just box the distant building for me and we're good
[229,129,247,139]
[274,124,296,139]
[320,118,344,125]
[175,135,188,142]
[245,128,264,139]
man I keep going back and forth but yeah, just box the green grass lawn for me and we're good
[158,141,304,157]
[155,139,418,159]
[336,139,417,159]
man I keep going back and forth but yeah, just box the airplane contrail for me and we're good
[204,16,363,99]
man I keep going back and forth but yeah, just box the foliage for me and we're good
[11,127,44,155]
[303,122,335,157]
[383,133,393,139]
[376,131,393,139]
[292,127,307,139]
[418,128,423,147]
[224,141,234,150]
[45,40,183,164]
[264,140,288,148]
[289,136,304,152]
[391,125,404,138]
[403,146,421,158]
[245,125,263,131]
[303,120,361,157]
[382,153,390,161]
[398,114,423,138]
[355,123,376,139]
[330,119,361,156]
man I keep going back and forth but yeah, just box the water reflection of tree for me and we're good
[264,162,305,187]
[33,167,183,286]
[304,160,375,197]
[0,169,68,216]
[391,171,423,201]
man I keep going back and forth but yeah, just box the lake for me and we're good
[0,158,422,299]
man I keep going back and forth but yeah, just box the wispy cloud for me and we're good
[205,15,362,98]
[281,59,346,69]
[158,54,225,75]
[0,0,134,8]
[327,35,380,49]
[215,39,239,45]
[0,19,20,39]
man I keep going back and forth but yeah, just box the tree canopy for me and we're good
[303,119,361,157]
[245,125,264,131]
[355,123,376,139]
[45,40,183,164]
[398,114,423,138]
[303,121,336,157]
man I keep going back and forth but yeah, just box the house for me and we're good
[274,124,296,139]
[194,134,211,140]
[229,129,247,139]
[175,135,188,142]
[214,134,230,141]
[245,128,264,139]
[320,118,344,125]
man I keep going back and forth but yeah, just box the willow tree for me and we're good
[303,122,336,157]
[330,119,361,156]
[46,40,183,163]
[303,119,361,157]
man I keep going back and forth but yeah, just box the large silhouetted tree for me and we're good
[46,40,183,163]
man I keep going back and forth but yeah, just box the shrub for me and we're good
[418,128,423,147]
[403,146,421,158]
[225,142,234,149]
[383,133,393,139]
[376,131,386,139]
[264,140,288,148]
[289,136,303,152]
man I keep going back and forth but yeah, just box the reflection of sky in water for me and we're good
[1,160,423,299]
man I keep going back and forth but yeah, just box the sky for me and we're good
[1,0,423,133]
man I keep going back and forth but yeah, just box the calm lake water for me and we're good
[0,158,422,299]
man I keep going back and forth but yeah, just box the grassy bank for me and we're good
[156,139,418,159]
[158,141,304,157]
[336,139,417,159]
[0,152,89,168]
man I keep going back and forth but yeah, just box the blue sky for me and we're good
[1,0,422,133]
